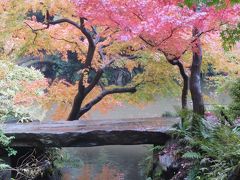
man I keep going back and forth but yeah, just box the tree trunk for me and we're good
[67,76,85,121]
[182,75,188,109]
[177,61,189,109]
[168,59,189,110]
[67,93,84,121]
[190,28,205,117]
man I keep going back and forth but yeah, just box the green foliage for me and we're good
[46,148,83,169]
[228,78,240,119]
[174,109,208,137]
[162,111,178,118]
[213,105,232,124]
[213,78,240,121]
[211,76,235,94]
[140,145,164,179]
[0,60,46,122]
[195,126,240,179]
[0,130,16,157]
[221,24,240,51]
[182,151,202,159]
[173,109,240,179]
[0,130,16,171]
[0,162,10,171]
[115,52,181,104]
[50,55,83,83]
[184,0,240,7]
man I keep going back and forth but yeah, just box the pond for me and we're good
[61,145,151,180]
[55,97,179,180]
[55,91,231,180]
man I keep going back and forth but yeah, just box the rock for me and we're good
[159,154,175,171]
[2,117,178,147]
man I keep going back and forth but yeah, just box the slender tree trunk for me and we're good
[182,74,188,109]
[168,59,189,110]
[190,28,205,117]
[177,61,189,109]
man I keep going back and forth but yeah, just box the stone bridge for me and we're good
[2,117,179,147]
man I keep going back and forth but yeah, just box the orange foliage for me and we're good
[41,80,122,120]
[14,79,49,105]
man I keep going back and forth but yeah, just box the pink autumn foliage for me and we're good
[72,0,240,58]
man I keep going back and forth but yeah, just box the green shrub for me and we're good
[0,130,16,170]
[229,78,240,120]
[175,110,240,179]
[0,60,46,122]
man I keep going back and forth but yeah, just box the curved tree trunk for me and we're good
[190,28,205,117]
[67,74,85,121]
[168,59,189,110]
[177,61,189,109]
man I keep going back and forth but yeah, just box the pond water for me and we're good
[47,94,229,180]
[56,97,179,180]
[61,145,151,180]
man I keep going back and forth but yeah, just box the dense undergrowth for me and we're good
[174,115,240,179]
[149,79,240,180]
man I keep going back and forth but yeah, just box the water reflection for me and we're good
[61,145,151,180]
[44,97,178,179]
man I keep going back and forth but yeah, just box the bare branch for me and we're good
[24,22,49,32]
[78,86,137,118]
[26,13,96,68]
[139,35,155,47]
[91,26,101,44]
[46,18,81,29]
[132,12,144,21]
[156,27,179,46]
[49,35,85,55]
[1,148,51,180]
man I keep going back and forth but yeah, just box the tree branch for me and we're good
[46,18,81,29]
[180,27,217,56]
[84,58,115,96]
[156,26,179,47]
[78,86,137,118]
[46,17,96,67]
[168,58,189,109]
[49,35,85,55]
[85,69,104,95]
[26,12,96,68]
[98,45,106,61]
[139,35,155,47]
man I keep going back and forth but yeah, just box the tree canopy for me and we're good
[0,0,239,120]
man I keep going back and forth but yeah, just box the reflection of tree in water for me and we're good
[62,165,124,180]
[62,145,149,180]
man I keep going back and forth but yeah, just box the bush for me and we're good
[0,60,47,122]
[176,113,240,179]
[229,78,240,120]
